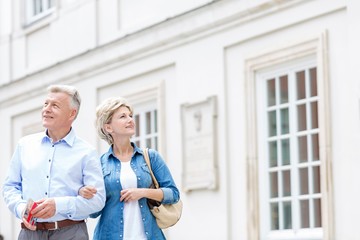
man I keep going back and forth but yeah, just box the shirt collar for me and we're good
[104,142,142,160]
[41,128,76,147]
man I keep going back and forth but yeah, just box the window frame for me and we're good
[25,0,55,25]
[244,31,333,240]
[256,60,322,239]
[132,101,158,150]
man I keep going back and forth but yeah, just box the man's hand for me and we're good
[31,198,56,219]
[79,185,97,199]
[21,204,36,231]
[22,217,36,231]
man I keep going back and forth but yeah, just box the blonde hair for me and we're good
[47,85,81,118]
[96,97,133,145]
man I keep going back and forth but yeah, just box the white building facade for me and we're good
[1,0,360,239]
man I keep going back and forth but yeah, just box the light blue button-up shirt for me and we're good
[2,128,106,222]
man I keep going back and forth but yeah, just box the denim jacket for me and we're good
[91,143,180,240]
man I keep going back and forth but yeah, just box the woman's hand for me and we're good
[120,188,144,202]
[79,186,97,199]
[120,188,163,202]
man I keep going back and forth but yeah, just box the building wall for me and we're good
[1,0,360,239]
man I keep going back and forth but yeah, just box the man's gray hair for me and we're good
[47,85,81,118]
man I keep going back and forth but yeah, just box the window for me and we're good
[259,62,322,239]
[131,103,158,150]
[239,33,333,240]
[26,0,55,24]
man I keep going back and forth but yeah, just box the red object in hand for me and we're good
[23,199,38,225]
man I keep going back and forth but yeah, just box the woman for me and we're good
[80,97,180,240]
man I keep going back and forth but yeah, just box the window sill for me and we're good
[23,8,57,35]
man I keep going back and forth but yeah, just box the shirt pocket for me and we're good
[140,163,155,188]
[102,170,113,195]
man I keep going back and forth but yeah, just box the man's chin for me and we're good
[42,122,50,128]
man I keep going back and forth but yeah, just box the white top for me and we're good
[120,161,147,240]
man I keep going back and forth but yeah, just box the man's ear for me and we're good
[70,109,77,120]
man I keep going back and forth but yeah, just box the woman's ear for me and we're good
[104,124,113,133]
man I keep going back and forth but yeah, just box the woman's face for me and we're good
[105,106,135,138]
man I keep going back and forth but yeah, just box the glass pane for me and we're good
[269,141,278,167]
[135,115,140,137]
[280,75,288,104]
[283,201,292,229]
[270,172,278,198]
[282,170,291,196]
[299,168,309,195]
[281,139,290,165]
[313,166,321,193]
[300,200,310,228]
[268,110,277,137]
[312,134,319,161]
[34,0,43,15]
[146,138,151,148]
[270,203,279,230]
[311,101,318,129]
[297,104,307,131]
[310,68,317,97]
[154,136,158,150]
[314,198,322,227]
[296,71,306,100]
[280,108,289,134]
[298,135,308,163]
[146,112,151,134]
[154,110,158,132]
[267,79,276,106]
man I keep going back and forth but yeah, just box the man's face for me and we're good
[42,92,76,131]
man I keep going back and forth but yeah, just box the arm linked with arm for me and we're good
[55,151,105,219]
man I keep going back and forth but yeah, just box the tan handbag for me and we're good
[143,148,183,229]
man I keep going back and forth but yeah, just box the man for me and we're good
[2,85,105,240]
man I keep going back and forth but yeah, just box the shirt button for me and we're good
[46,176,49,178]
[45,192,47,195]
[49,159,51,162]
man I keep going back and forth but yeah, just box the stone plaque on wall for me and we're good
[181,96,218,192]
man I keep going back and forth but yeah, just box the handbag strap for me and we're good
[143,148,159,189]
